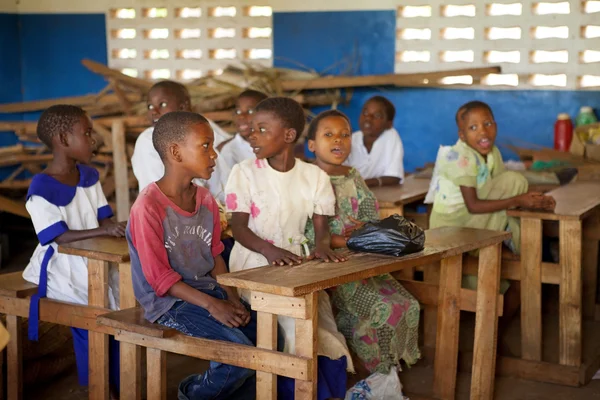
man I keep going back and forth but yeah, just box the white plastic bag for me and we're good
[345,367,407,400]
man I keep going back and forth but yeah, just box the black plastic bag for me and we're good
[346,214,425,257]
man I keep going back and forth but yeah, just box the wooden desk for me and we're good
[59,237,140,400]
[508,181,600,369]
[219,227,509,400]
[371,175,431,217]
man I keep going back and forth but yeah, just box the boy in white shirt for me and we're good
[131,80,231,202]
[23,105,126,390]
[218,90,268,167]
[345,95,404,187]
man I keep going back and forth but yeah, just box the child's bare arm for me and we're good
[54,222,127,244]
[460,186,555,214]
[230,212,303,266]
[331,234,348,249]
[365,176,401,187]
[311,214,346,262]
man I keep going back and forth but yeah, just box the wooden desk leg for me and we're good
[257,311,278,399]
[379,205,404,219]
[294,292,318,400]
[6,314,22,400]
[88,259,109,400]
[146,348,167,400]
[433,254,462,400]
[471,243,501,400]
[559,220,582,367]
[582,212,600,319]
[118,262,142,400]
[520,218,543,361]
[423,263,440,350]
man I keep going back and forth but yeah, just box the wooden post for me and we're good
[256,311,278,399]
[294,292,318,400]
[559,220,582,366]
[582,211,600,319]
[146,348,167,400]
[471,243,502,400]
[520,218,543,361]
[88,259,110,400]
[423,262,441,349]
[6,315,22,400]
[111,120,130,221]
[118,262,142,400]
[433,254,462,400]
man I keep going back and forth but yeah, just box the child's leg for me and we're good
[158,290,255,400]
[70,328,120,389]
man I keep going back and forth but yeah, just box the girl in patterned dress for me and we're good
[305,110,421,374]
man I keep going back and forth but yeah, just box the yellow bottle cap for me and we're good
[558,113,570,120]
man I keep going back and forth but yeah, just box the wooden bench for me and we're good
[503,181,600,386]
[371,175,431,219]
[215,227,507,400]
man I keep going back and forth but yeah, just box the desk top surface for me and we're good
[218,226,509,297]
[370,176,431,207]
[58,236,130,263]
[508,181,600,221]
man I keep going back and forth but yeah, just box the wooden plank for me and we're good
[397,279,504,315]
[433,254,462,400]
[0,154,53,168]
[6,315,22,400]
[113,331,310,380]
[0,92,142,114]
[98,308,176,339]
[118,263,142,400]
[582,238,599,320]
[471,243,502,400]
[509,181,600,221]
[370,176,431,207]
[294,293,318,400]
[218,227,510,297]
[0,272,38,297]
[146,348,167,400]
[112,120,130,222]
[278,66,501,91]
[58,237,130,263]
[251,292,308,319]
[423,264,440,349]
[463,255,560,284]
[521,218,543,362]
[256,312,278,400]
[88,259,110,400]
[82,59,153,91]
[559,220,583,366]
[378,205,404,219]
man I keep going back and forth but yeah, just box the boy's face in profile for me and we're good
[62,115,96,164]
[147,88,190,125]
[179,122,217,180]
[234,96,260,140]
[359,100,392,139]
[458,107,497,157]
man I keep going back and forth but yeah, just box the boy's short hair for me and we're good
[455,101,495,126]
[37,105,88,148]
[307,110,351,141]
[255,97,305,142]
[149,80,190,105]
[238,89,268,103]
[153,111,210,160]
[366,95,396,121]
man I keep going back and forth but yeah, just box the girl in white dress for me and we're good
[226,97,353,399]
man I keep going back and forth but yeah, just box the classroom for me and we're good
[1,0,600,399]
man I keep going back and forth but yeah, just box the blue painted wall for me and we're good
[273,10,600,172]
[0,13,22,146]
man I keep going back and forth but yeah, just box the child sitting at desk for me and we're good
[127,111,258,399]
[345,95,404,187]
[218,89,268,167]
[22,105,126,390]
[305,109,421,374]
[226,97,352,399]
[429,101,555,292]
[131,80,231,203]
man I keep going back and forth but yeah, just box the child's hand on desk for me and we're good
[309,246,347,263]
[263,245,303,266]
[517,192,556,212]
[208,299,250,328]
[102,221,127,237]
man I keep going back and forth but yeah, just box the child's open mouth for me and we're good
[253,147,260,154]
[478,138,492,149]
[331,147,344,156]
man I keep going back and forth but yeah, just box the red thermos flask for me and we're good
[554,113,573,152]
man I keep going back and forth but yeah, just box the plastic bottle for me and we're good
[554,113,573,152]
[576,106,598,127]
